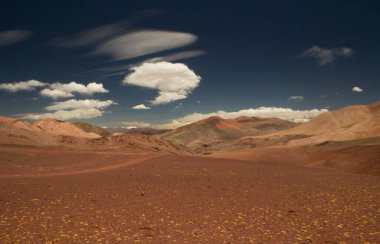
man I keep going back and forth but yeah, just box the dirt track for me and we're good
[0,147,379,243]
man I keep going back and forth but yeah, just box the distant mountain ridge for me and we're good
[0,101,380,175]
[272,101,380,145]
[0,117,188,154]
[161,115,295,147]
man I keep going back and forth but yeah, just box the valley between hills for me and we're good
[0,101,379,242]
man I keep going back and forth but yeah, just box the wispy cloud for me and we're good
[0,80,47,92]
[132,104,151,110]
[19,99,116,120]
[123,61,201,105]
[51,10,162,48]
[121,121,151,128]
[155,107,328,129]
[52,22,126,48]
[143,50,206,63]
[89,30,198,61]
[288,96,304,102]
[352,86,363,93]
[20,108,105,120]
[301,45,353,65]
[0,30,32,47]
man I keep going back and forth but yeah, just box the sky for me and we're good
[0,0,379,128]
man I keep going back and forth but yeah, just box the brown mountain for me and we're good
[273,101,380,145]
[0,116,41,131]
[0,117,101,146]
[161,116,295,147]
[207,101,380,176]
[31,119,101,138]
[72,122,112,137]
[0,116,189,154]
[0,117,53,146]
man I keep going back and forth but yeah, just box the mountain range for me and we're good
[1,101,379,175]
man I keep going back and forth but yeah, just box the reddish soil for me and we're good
[0,146,379,243]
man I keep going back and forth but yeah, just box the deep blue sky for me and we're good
[0,0,379,127]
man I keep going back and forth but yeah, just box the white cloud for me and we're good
[132,104,151,110]
[0,30,32,47]
[89,30,198,60]
[20,99,116,120]
[51,11,162,48]
[0,80,47,92]
[40,82,108,99]
[90,51,205,78]
[335,47,353,57]
[302,45,353,65]
[45,99,116,111]
[155,107,328,129]
[40,88,73,98]
[121,121,151,128]
[352,86,363,93]
[20,108,105,120]
[0,80,108,99]
[288,96,304,102]
[123,61,201,105]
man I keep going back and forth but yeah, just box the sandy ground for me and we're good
[0,146,379,243]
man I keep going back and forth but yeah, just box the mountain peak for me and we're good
[195,116,224,125]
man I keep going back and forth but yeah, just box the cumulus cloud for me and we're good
[155,107,328,129]
[95,50,206,77]
[302,45,353,65]
[132,104,151,110]
[0,80,108,99]
[0,30,32,47]
[89,30,198,60]
[19,99,116,120]
[90,50,205,78]
[40,89,73,99]
[121,121,151,129]
[352,86,363,93]
[40,82,108,99]
[288,96,304,102]
[0,80,47,92]
[123,62,201,105]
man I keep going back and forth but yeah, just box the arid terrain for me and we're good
[0,102,380,242]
